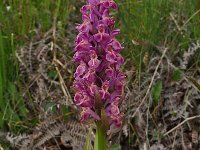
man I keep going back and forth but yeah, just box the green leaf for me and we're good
[61,105,70,114]
[0,112,4,127]
[112,144,121,150]
[44,101,57,113]
[47,70,58,80]
[61,105,71,120]
[151,81,162,105]
[172,69,183,81]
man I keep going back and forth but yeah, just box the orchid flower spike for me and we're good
[73,0,125,130]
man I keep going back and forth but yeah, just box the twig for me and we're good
[54,58,73,105]
[15,52,28,71]
[50,0,73,105]
[28,41,33,71]
[170,13,181,32]
[164,115,200,136]
[181,9,200,30]
[131,47,168,118]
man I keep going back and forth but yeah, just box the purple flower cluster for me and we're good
[73,0,125,128]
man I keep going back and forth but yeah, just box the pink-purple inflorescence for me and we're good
[73,0,125,128]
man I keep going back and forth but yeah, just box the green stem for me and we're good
[94,122,107,150]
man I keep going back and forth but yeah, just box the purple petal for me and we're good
[116,54,124,66]
[102,8,109,17]
[106,103,120,116]
[102,1,110,8]
[83,69,96,82]
[80,5,90,14]
[110,1,118,9]
[73,51,89,62]
[93,33,102,42]
[99,89,110,100]
[117,71,126,81]
[111,29,120,38]
[81,108,100,122]
[78,21,91,33]
[110,95,121,103]
[94,25,110,43]
[105,66,115,77]
[115,80,123,92]
[75,41,88,51]
[88,83,98,96]
[74,92,93,107]
[75,32,89,44]
[102,1,117,9]
[106,50,117,63]
[74,62,87,79]
[111,115,122,128]
[74,92,83,103]
[99,81,110,99]
[88,52,101,68]
[111,39,123,51]
[102,33,110,42]
[102,17,115,26]
[88,58,100,68]
[88,0,100,5]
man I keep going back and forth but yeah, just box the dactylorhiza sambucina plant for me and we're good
[73,0,125,149]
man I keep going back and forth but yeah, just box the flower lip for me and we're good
[83,68,96,82]
[88,51,101,68]
[89,83,98,96]
[107,102,120,115]
[106,50,117,63]
[75,39,90,51]
[74,61,87,79]
[99,80,110,100]
[74,92,90,107]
